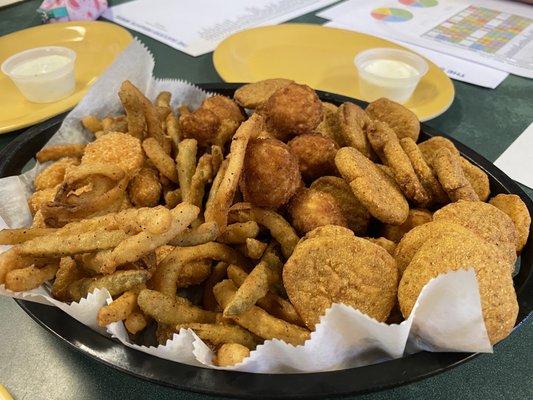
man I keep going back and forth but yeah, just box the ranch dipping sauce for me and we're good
[1,46,76,103]
[354,48,428,104]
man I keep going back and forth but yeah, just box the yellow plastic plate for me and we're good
[0,21,132,134]
[214,24,454,122]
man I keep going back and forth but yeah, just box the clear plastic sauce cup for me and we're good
[1,46,76,103]
[354,48,428,104]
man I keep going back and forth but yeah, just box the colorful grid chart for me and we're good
[422,6,532,54]
[371,7,413,22]
[399,0,438,7]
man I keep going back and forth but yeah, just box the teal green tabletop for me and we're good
[0,1,532,399]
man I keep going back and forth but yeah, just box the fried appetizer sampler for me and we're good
[310,176,370,235]
[366,97,420,142]
[234,78,293,109]
[287,134,337,182]
[262,83,323,139]
[489,194,531,252]
[284,228,398,329]
[241,138,301,208]
[335,147,409,225]
[381,208,433,243]
[336,102,374,159]
[288,188,347,235]
[398,232,518,344]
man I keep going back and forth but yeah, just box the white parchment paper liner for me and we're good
[0,40,493,373]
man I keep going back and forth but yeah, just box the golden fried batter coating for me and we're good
[366,98,420,142]
[127,167,162,207]
[284,232,398,329]
[288,188,347,235]
[241,138,301,208]
[302,224,354,241]
[314,102,339,143]
[400,137,448,204]
[288,134,338,181]
[398,232,518,344]
[418,136,459,167]
[335,147,409,225]
[366,237,397,256]
[34,157,79,191]
[381,208,433,243]
[489,194,531,252]
[433,148,479,202]
[433,200,518,257]
[262,83,323,139]
[336,102,374,159]
[179,107,220,146]
[28,185,60,215]
[311,176,370,235]
[368,121,430,206]
[234,78,294,109]
[202,95,245,125]
[460,157,490,201]
[82,132,143,177]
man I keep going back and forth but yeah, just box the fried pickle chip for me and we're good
[381,208,433,243]
[82,132,143,177]
[367,121,430,206]
[284,231,398,329]
[288,188,347,235]
[433,148,479,202]
[460,157,490,201]
[398,232,518,344]
[336,102,374,159]
[366,237,397,256]
[366,98,420,142]
[433,200,518,256]
[262,83,323,139]
[489,194,531,253]
[310,176,370,235]
[335,147,409,225]
[288,134,337,182]
[234,78,294,109]
[418,136,459,167]
[241,138,301,208]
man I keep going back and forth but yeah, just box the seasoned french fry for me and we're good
[124,308,148,334]
[69,270,151,301]
[242,238,268,259]
[227,265,302,326]
[164,188,182,209]
[211,145,224,175]
[97,290,139,327]
[223,262,276,316]
[214,343,251,367]
[51,257,84,301]
[137,289,218,325]
[5,262,59,292]
[213,280,309,346]
[0,249,40,284]
[230,206,299,258]
[36,144,86,163]
[188,154,213,206]
[205,114,263,232]
[153,242,248,296]
[142,137,178,183]
[168,221,219,247]
[176,138,198,201]
[100,203,199,273]
[118,81,146,139]
[203,262,228,311]
[166,113,181,150]
[15,229,129,257]
[217,221,260,244]
[0,227,57,245]
[177,323,258,349]
[206,159,228,212]
[81,116,103,133]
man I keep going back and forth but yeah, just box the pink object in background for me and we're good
[38,0,108,22]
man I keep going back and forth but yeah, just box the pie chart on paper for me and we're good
[371,8,413,22]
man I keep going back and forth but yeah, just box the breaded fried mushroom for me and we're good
[288,134,338,181]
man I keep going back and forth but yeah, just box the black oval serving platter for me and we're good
[0,83,531,399]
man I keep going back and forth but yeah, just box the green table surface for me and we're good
[0,1,532,399]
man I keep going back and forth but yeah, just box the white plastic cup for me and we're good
[354,48,428,104]
[1,46,76,103]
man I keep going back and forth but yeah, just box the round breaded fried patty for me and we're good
[335,147,409,225]
[398,232,518,344]
[311,176,370,235]
[460,157,490,202]
[418,136,459,167]
[284,232,398,329]
[381,208,433,243]
[489,194,531,252]
[234,78,294,109]
[365,97,420,142]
